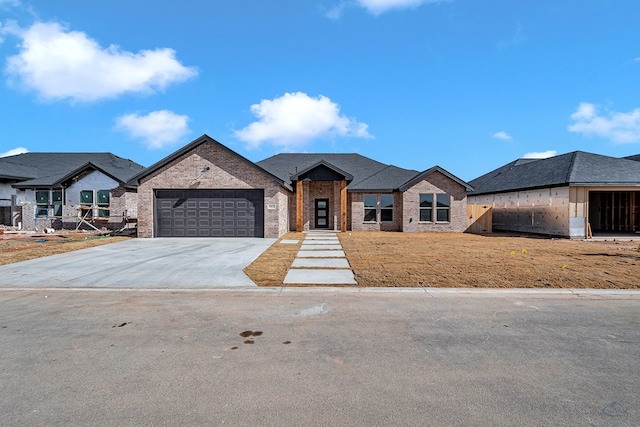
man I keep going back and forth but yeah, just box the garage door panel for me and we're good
[155,189,264,238]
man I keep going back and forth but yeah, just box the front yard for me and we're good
[244,232,640,288]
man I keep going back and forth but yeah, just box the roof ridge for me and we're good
[565,151,579,183]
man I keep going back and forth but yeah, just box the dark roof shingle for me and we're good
[469,151,640,195]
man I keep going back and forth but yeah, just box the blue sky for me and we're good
[1,0,639,181]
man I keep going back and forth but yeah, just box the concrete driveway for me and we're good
[0,238,276,288]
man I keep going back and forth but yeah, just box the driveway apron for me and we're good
[0,238,276,289]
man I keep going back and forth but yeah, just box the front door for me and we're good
[315,199,329,229]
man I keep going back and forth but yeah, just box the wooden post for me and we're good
[340,180,347,232]
[296,180,303,232]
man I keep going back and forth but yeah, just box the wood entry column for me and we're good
[296,180,303,232]
[340,180,347,232]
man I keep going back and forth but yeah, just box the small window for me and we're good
[52,191,63,217]
[419,194,433,222]
[80,190,93,218]
[97,190,110,217]
[36,191,49,217]
[380,194,393,222]
[436,194,450,222]
[364,194,377,222]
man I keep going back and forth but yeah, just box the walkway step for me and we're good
[297,250,346,258]
[283,269,356,285]
[292,258,351,268]
[300,244,343,251]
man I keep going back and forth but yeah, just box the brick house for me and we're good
[0,153,143,231]
[128,134,472,238]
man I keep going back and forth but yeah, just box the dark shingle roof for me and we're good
[0,153,144,188]
[624,154,640,162]
[349,165,419,191]
[258,153,472,193]
[257,153,390,189]
[469,151,640,196]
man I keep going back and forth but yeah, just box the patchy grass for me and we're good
[246,231,640,288]
[244,232,305,287]
[0,233,131,266]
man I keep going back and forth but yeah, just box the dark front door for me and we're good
[315,199,329,229]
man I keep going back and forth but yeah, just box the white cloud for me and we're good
[356,0,448,15]
[492,131,512,141]
[115,110,190,149]
[522,150,557,159]
[498,22,525,49]
[325,2,348,20]
[568,102,640,143]
[4,21,197,102]
[235,92,372,149]
[0,146,28,157]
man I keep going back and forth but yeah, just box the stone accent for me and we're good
[402,170,467,232]
[136,141,289,238]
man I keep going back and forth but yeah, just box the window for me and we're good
[97,190,110,217]
[380,194,393,222]
[364,194,377,222]
[436,194,450,222]
[52,191,63,217]
[36,191,49,217]
[420,193,450,222]
[419,194,433,222]
[80,190,93,218]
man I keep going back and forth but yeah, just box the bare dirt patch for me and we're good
[243,232,305,287]
[245,231,640,288]
[0,231,131,266]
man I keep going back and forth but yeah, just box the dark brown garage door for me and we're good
[155,189,264,237]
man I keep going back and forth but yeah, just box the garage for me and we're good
[155,189,264,237]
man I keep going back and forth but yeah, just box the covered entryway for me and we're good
[155,189,264,237]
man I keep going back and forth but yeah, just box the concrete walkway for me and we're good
[283,232,357,285]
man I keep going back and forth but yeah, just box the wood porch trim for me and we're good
[340,180,347,232]
[296,180,303,232]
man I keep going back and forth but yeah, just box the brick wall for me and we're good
[350,191,403,231]
[402,171,467,232]
[137,141,289,238]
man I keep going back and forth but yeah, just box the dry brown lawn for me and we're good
[0,231,131,266]
[245,231,640,288]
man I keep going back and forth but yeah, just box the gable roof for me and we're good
[469,151,640,196]
[257,153,389,188]
[624,154,640,162]
[0,152,144,188]
[289,160,354,182]
[399,166,474,192]
[127,134,289,189]
[258,153,471,193]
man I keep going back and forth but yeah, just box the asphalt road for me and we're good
[1,289,639,426]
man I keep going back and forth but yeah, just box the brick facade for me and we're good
[136,141,289,238]
[350,191,403,231]
[402,171,468,232]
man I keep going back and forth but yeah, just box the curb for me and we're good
[1,286,639,297]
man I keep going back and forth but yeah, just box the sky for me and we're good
[1,0,639,181]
